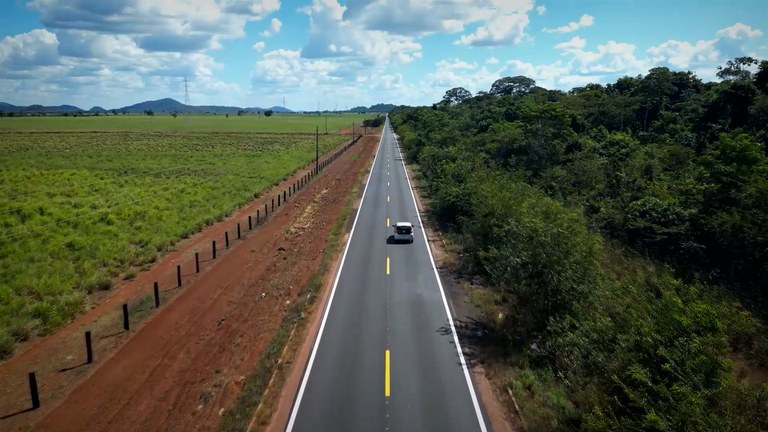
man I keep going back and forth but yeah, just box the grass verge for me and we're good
[219,151,369,432]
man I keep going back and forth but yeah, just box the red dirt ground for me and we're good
[0,133,378,432]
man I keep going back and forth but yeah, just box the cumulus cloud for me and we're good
[337,0,535,47]
[261,18,282,37]
[0,29,60,70]
[544,14,594,33]
[455,12,530,46]
[252,41,266,52]
[648,22,763,70]
[555,36,586,53]
[26,0,281,52]
[715,23,763,39]
[536,5,546,15]
[300,0,422,68]
[486,56,500,64]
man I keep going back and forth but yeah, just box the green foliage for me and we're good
[390,57,768,430]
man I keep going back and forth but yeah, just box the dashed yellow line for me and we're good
[385,349,391,397]
[386,257,390,275]
[386,217,390,227]
[387,195,390,203]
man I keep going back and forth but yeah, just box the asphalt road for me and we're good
[286,118,488,432]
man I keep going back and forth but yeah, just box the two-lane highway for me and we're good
[287,119,488,431]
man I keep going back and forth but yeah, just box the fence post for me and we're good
[248,215,252,230]
[176,265,182,287]
[212,240,217,259]
[272,198,274,212]
[225,232,229,249]
[257,209,260,225]
[237,223,241,239]
[284,190,287,201]
[28,372,40,409]
[154,282,160,308]
[195,252,200,273]
[278,194,281,207]
[122,304,129,331]
[85,331,93,364]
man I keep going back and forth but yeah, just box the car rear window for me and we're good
[396,226,412,235]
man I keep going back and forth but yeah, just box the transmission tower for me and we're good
[184,76,190,126]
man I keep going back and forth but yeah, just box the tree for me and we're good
[171,112,178,118]
[716,56,759,81]
[489,76,536,96]
[264,109,274,117]
[441,87,472,105]
[144,109,154,116]
[111,109,117,116]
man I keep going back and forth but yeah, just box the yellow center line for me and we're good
[386,257,390,275]
[386,217,389,227]
[385,349,391,397]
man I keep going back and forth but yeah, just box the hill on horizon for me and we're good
[0,98,395,115]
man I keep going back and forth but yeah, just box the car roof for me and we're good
[395,222,412,227]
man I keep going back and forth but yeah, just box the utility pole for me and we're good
[315,125,319,173]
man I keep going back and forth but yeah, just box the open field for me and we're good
[0,131,349,357]
[0,113,378,133]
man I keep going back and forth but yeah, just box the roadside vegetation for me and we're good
[0,113,377,133]
[390,57,768,430]
[0,131,348,359]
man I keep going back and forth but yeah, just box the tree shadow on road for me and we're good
[437,316,516,368]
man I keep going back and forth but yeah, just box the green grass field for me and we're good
[0,131,351,358]
[0,113,377,133]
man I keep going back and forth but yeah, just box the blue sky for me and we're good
[1,0,767,111]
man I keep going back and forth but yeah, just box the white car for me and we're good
[392,222,414,243]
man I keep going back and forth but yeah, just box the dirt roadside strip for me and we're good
[0,133,376,432]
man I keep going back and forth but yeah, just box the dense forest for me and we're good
[390,57,768,431]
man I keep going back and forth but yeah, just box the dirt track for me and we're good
[0,133,378,432]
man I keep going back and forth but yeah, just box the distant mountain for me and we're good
[0,99,298,115]
[0,103,83,113]
[117,98,294,114]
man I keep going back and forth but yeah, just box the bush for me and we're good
[0,331,14,360]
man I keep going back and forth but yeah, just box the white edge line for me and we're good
[285,119,385,431]
[392,121,489,432]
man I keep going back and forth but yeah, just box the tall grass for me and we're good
[0,114,376,133]
[0,131,348,359]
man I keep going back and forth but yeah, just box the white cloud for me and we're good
[500,59,570,89]
[715,23,763,40]
[646,39,718,69]
[555,36,586,53]
[647,22,763,71]
[0,29,59,71]
[454,13,530,46]
[339,0,535,47]
[544,14,594,33]
[486,56,500,64]
[536,5,546,15]
[261,18,282,37]
[252,41,266,52]
[27,0,281,52]
[300,0,422,68]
